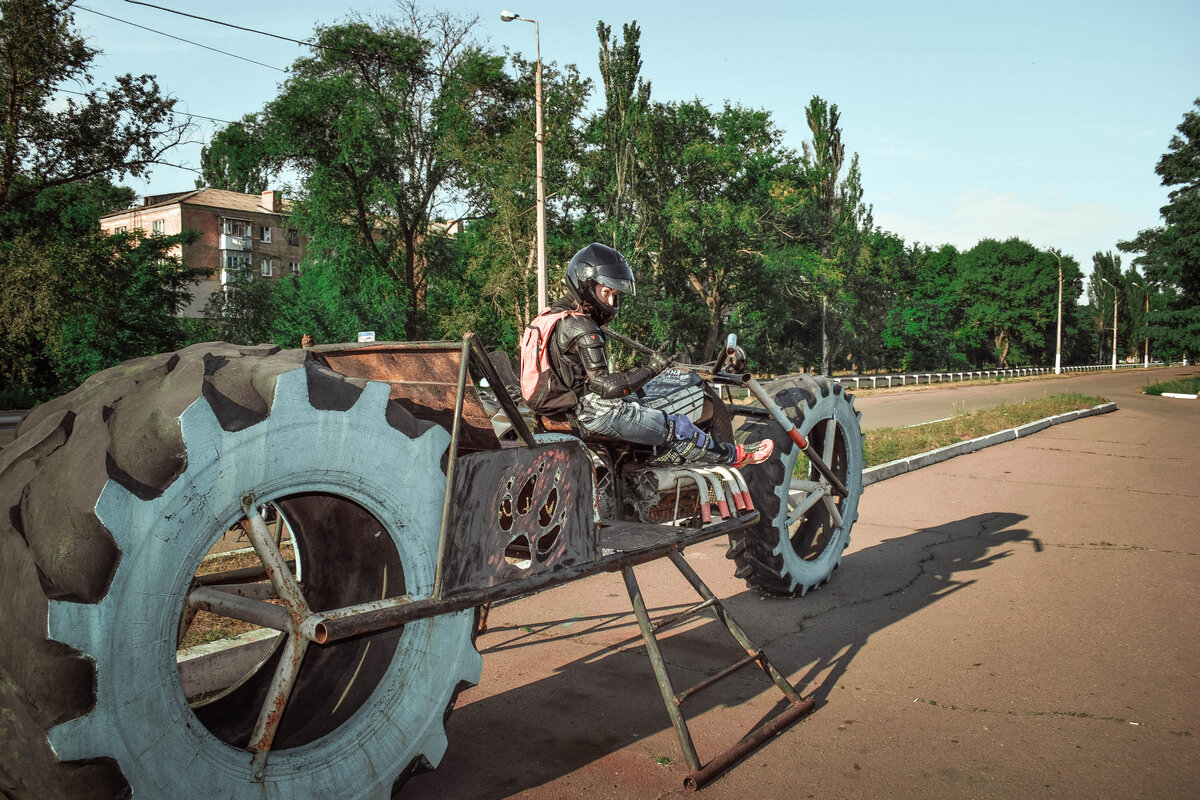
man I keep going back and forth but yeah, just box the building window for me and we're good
[289,261,300,274]
[221,253,252,284]
[259,225,272,243]
[287,229,300,246]
[222,218,251,237]
[115,225,127,234]
[260,259,273,277]
[152,219,165,236]
[224,253,251,270]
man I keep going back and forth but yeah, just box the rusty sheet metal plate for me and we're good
[310,342,499,451]
[442,440,596,594]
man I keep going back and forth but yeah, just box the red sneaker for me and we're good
[730,439,774,468]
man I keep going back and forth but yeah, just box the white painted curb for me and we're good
[863,402,1118,486]
[1161,392,1198,399]
[177,627,281,697]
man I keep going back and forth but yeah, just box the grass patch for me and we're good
[1143,376,1200,396]
[861,393,1107,468]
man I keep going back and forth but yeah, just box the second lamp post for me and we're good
[500,10,548,312]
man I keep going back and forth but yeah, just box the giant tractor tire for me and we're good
[0,343,482,799]
[728,374,865,596]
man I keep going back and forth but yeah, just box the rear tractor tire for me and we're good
[729,374,865,596]
[0,343,481,799]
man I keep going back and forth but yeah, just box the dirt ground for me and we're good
[406,369,1200,799]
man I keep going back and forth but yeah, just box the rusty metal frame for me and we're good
[312,513,757,643]
[624,550,816,791]
[433,337,474,598]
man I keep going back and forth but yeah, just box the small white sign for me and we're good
[357,331,376,343]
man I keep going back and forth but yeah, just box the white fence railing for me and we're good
[829,361,1167,390]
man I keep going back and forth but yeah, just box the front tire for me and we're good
[729,375,864,595]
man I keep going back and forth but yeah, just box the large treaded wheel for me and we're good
[0,343,482,799]
[729,375,864,596]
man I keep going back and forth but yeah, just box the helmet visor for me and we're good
[595,273,636,297]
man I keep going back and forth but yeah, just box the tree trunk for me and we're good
[521,247,535,329]
[995,332,1010,367]
[403,227,420,340]
[688,272,722,360]
[821,294,830,376]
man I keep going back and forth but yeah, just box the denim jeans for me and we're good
[575,369,704,445]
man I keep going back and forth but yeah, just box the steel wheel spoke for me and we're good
[186,586,292,632]
[822,495,844,528]
[786,485,825,527]
[243,496,309,618]
[821,418,836,465]
[248,633,310,778]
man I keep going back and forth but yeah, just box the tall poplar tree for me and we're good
[797,96,873,374]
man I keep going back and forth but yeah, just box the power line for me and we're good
[57,88,249,128]
[121,0,357,57]
[118,1,455,77]
[77,5,285,72]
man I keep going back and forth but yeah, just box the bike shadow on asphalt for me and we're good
[407,511,1039,799]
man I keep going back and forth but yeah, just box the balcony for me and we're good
[219,233,252,251]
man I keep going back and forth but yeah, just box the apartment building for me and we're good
[99,188,307,316]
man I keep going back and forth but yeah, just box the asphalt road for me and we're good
[406,366,1200,800]
[852,366,1191,429]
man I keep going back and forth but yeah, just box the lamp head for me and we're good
[500,10,519,22]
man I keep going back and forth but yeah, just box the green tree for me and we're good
[844,229,903,373]
[0,0,187,226]
[586,21,651,255]
[0,229,199,398]
[635,100,797,360]
[197,117,269,194]
[883,243,966,371]
[258,4,511,340]
[1087,251,1123,362]
[433,51,589,341]
[1118,98,1200,359]
[0,0,196,401]
[795,96,873,375]
[958,238,1061,367]
[202,274,276,345]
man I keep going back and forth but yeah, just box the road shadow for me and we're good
[403,511,1038,798]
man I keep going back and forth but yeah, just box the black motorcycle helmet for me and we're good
[565,243,636,324]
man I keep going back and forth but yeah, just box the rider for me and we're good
[529,242,773,468]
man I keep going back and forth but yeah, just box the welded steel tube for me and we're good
[683,697,816,791]
[241,496,310,618]
[187,586,292,634]
[315,512,759,642]
[467,333,536,447]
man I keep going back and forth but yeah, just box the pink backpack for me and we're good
[519,309,583,415]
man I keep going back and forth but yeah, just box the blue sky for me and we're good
[72,0,1199,275]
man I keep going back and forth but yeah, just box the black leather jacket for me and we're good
[547,296,655,403]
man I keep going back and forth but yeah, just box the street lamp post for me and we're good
[1131,279,1150,367]
[1048,250,1064,374]
[1101,277,1118,370]
[500,10,547,312]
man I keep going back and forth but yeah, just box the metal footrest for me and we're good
[622,550,814,791]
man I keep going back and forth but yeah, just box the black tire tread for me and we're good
[728,374,861,596]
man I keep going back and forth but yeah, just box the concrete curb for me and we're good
[862,402,1118,486]
[177,627,280,697]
